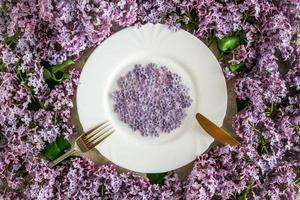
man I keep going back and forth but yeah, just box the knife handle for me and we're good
[196,113,240,146]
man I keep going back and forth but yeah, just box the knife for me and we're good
[195,113,240,146]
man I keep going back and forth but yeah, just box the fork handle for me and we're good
[49,148,77,168]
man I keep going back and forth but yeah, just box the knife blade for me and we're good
[195,113,240,146]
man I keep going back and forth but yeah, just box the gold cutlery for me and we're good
[195,113,240,146]
[49,121,114,168]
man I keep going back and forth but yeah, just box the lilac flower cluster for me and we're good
[1,158,183,199]
[185,0,300,199]
[0,0,299,199]
[112,63,192,137]
[135,0,196,31]
[186,145,260,199]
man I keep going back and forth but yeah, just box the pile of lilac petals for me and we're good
[111,63,192,137]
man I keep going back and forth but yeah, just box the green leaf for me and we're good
[56,136,71,150]
[43,141,61,161]
[52,59,74,74]
[218,35,241,52]
[43,69,52,80]
[45,71,70,89]
[147,172,168,186]
[3,31,22,47]
[294,177,300,186]
[52,71,70,82]
[43,59,74,88]
[45,79,58,89]
[42,136,71,161]
[27,99,44,111]
[293,169,300,186]
[229,63,246,73]
[237,195,246,200]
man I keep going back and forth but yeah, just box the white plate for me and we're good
[77,24,227,173]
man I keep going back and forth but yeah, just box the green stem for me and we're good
[294,177,300,185]
[242,12,250,25]
[52,59,74,74]
[266,101,275,117]
[54,112,58,125]
[270,101,275,114]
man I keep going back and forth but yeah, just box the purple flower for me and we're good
[0,0,299,199]
[111,63,192,137]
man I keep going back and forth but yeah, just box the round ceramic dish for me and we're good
[76,23,227,173]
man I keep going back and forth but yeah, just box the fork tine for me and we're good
[83,121,108,138]
[86,129,115,148]
[84,121,110,140]
[86,122,107,133]
[85,126,114,146]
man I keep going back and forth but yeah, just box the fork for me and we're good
[49,121,115,168]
